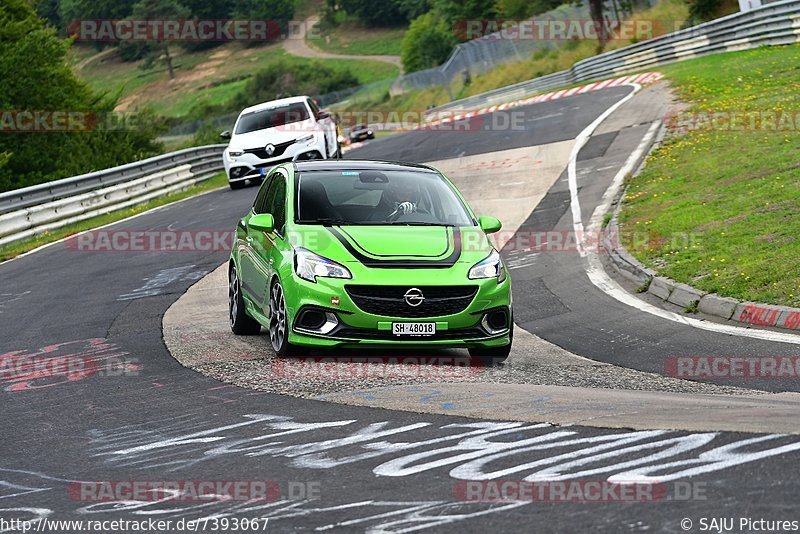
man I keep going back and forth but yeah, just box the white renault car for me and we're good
[221,96,341,189]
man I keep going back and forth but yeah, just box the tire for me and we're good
[229,265,261,335]
[229,181,245,190]
[468,325,513,367]
[268,278,299,357]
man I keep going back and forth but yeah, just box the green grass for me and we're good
[0,172,228,262]
[311,17,405,56]
[619,44,800,307]
[295,0,325,18]
[73,44,399,120]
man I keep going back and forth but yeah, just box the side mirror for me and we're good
[478,216,502,234]
[220,131,231,140]
[248,213,275,233]
[317,111,330,120]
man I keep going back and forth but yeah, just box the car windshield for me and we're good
[235,103,310,134]
[296,169,474,226]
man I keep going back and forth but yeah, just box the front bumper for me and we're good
[224,144,325,183]
[284,273,512,349]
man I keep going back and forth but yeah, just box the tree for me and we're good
[129,0,190,79]
[58,0,137,32]
[397,0,432,19]
[0,0,160,192]
[495,0,568,18]
[340,0,407,26]
[232,0,295,38]
[401,12,458,72]
[687,0,727,23]
[433,0,497,22]
[587,0,608,45]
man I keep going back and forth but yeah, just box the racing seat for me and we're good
[299,180,343,220]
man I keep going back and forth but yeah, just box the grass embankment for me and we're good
[619,44,800,307]
[0,172,228,262]
[71,45,399,120]
[312,16,405,56]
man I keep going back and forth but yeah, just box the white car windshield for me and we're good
[235,103,310,134]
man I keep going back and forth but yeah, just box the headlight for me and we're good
[468,249,505,281]
[295,247,352,283]
[227,150,244,160]
[298,134,315,145]
[367,130,373,135]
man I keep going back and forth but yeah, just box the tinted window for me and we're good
[253,175,273,214]
[235,103,310,134]
[307,99,321,119]
[263,175,287,234]
[296,169,473,226]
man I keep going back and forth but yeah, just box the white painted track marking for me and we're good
[567,85,800,345]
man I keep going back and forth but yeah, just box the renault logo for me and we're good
[265,143,276,156]
[404,288,425,307]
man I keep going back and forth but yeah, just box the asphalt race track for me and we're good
[2,85,800,532]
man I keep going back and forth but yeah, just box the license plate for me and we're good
[392,322,435,336]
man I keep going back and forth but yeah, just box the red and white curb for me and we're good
[424,71,664,126]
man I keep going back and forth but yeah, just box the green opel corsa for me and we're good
[228,160,513,364]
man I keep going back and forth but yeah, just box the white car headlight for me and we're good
[227,150,244,161]
[468,249,505,281]
[295,247,352,283]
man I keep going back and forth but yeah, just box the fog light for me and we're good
[230,167,248,179]
[295,309,338,335]
[481,310,508,335]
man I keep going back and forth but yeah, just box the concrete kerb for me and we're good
[600,119,800,332]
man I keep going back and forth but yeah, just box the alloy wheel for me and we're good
[269,282,287,351]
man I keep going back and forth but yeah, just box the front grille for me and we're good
[345,285,478,318]
[244,139,295,159]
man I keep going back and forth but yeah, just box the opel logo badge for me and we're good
[265,143,275,156]
[404,288,425,307]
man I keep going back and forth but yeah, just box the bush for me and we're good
[232,60,359,109]
[401,12,458,72]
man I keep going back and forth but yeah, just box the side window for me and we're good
[263,174,287,235]
[307,99,320,119]
[253,175,274,214]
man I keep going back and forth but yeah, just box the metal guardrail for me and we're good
[0,145,227,215]
[427,0,800,114]
[0,145,227,247]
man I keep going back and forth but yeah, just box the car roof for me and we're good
[293,160,438,174]
[240,96,310,116]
